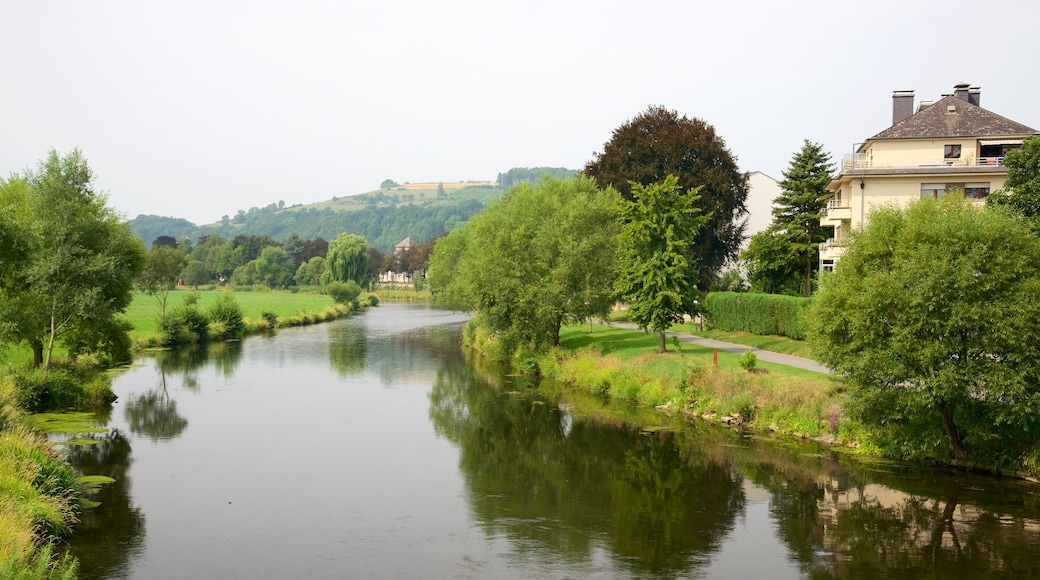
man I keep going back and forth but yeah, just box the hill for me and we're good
[128,168,578,252]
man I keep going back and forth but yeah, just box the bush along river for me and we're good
[59,303,1040,579]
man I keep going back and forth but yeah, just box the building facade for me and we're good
[820,83,1038,269]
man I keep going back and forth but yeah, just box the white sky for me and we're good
[2,0,1038,225]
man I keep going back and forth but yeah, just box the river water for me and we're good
[62,303,1040,579]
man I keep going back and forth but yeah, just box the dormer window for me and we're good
[944,144,961,160]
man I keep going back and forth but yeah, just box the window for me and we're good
[964,182,990,200]
[921,183,946,199]
[944,144,961,160]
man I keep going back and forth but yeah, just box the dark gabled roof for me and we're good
[871,95,1038,141]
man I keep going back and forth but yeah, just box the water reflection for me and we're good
[63,430,145,580]
[429,361,745,577]
[60,305,1040,579]
[123,390,188,442]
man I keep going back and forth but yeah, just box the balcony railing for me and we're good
[841,154,1005,171]
[826,199,849,210]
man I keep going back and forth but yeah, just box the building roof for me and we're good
[395,236,415,250]
[870,95,1038,141]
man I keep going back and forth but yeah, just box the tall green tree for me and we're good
[614,176,709,353]
[321,233,369,288]
[137,245,188,322]
[427,176,619,354]
[743,140,834,296]
[987,135,1040,233]
[807,196,1040,461]
[584,105,748,290]
[6,149,146,370]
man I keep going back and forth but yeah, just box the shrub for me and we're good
[326,280,362,306]
[739,349,758,371]
[367,294,380,307]
[206,291,245,340]
[160,292,208,346]
[261,311,278,328]
[703,291,811,339]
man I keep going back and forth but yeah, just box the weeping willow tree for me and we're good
[320,233,369,288]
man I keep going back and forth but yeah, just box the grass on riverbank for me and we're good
[0,380,80,579]
[606,310,816,360]
[539,323,849,442]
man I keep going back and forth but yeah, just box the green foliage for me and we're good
[206,291,245,339]
[137,245,187,321]
[703,292,810,339]
[380,178,400,189]
[2,149,147,372]
[710,269,747,292]
[739,349,758,372]
[367,294,379,306]
[987,135,1040,233]
[294,255,325,286]
[326,280,362,306]
[159,292,209,346]
[496,167,578,189]
[321,233,369,287]
[180,260,210,288]
[427,176,619,357]
[0,542,78,580]
[743,140,834,296]
[260,310,278,328]
[807,196,1040,462]
[585,105,749,290]
[232,246,295,289]
[614,175,708,353]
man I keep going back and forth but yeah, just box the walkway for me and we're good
[610,322,831,374]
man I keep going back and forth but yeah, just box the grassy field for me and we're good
[124,287,338,340]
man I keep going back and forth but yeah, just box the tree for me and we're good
[137,245,187,321]
[743,141,834,297]
[247,246,295,288]
[7,149,146,371]
[427,176,619,354]
[180,260,210,289]
[614,176,709,353]
[321,233,369,288]
[987,135,1040,233]
[294,256,326,286]
[807,196,1040,461]
[0,176,34,345]
[282,232,305,268]
[380,179,400,189]
[584,105,748,290]
[152,235,178,248]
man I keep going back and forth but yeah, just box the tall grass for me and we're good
[0,380,81,578]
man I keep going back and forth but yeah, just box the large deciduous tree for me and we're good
[427,176,619,355]
[4,149,146,371]
[987,135,1040,233]
[807,196,1040,462]
[584,105,748,290]
[321,233,369,288]
[614,176,709,353]
[743,140,834,296]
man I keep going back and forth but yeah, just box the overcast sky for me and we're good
[2,0,1038,225]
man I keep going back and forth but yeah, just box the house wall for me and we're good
[852,174,1004,228]
[865,138,980,167]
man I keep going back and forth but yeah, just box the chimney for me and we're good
[892,90,915,125]
[954,83,970,102]
[917,100,934,113]
[968,86,981,107]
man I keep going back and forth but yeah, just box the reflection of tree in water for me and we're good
[62,430,145,580]
[124,389,188,442]
[428,360,744,577]
[729,441,1040,579]
[328,323,368,376]
[152,340,243,388]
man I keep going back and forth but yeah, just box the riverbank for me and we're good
[506,321,1039,481]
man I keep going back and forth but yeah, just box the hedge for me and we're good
[703,292,811,340]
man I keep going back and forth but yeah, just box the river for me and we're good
[62,303,1040,579]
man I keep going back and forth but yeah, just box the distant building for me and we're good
[744,171,781,244]
[820,83,1039,269]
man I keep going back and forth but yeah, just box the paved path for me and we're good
[610,322,831,374]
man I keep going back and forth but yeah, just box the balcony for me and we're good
[841,153,1006,172]
[819,238,847,261]
[823,198,851,223]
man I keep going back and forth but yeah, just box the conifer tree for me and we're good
[743,140,834,296]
